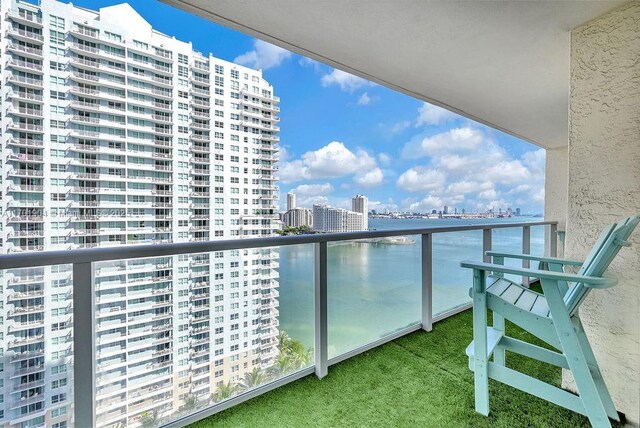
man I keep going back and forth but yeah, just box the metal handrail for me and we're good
[0,221,555,269]
[0,219,557,428]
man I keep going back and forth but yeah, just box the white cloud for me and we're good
[290,183,334,196]
[321,69,371,92]
[354,167,384,187]
[396,126,546,213]
[378,153,392,166]
[369,198,399,213]
[402,127,485,159]
[234,40,292,70]
[298,57,322,71]
[357,92,371,105]
[390,120,411,134]
[297,195,330,208]
[396,168,446,193]
[476,160,531,184]
[406,195,445,212]
[279,141,377,183]
[416,102,459,127]
[478,188,499,200]
[446,180,492,194]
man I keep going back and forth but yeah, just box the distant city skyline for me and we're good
[60,0,546,215]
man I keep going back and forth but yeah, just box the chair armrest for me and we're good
[484,252,583,266]
[460,261,617,289]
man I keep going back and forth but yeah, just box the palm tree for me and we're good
[138,410,158,428]
[277,331,291,350]
[212,382,237,402]
[268,353,295,379]
[240,367,266,390]
[181,393,198,413]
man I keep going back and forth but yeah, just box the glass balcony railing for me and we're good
[0,220,557,427]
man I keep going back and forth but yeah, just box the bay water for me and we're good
[276,217,545,358]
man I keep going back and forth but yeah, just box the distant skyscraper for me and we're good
[282,208,312,228]
[515,208,521,216]
[443,205,449,214]
[312,204,364,232]
[287,192,297,211]
[351,194,368,230]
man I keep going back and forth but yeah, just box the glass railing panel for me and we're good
[530,225,546,258]
[491,226,527,283]
[327,235,421,359]
[93,245,313,427]
[1,264,74,428]
[432,230,481,316]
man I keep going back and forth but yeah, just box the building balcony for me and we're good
[5,58,44,73]
[7,90,43,103]
[6,105,43,119]
[6,9,43,26]
[7,168,44,177]
[6,42,42,58]
[6,27,44,43]
[6,74,43,89]
[71,57,101,71]
[0,218,570,427]
[69,26,100,40]
[6,121,43,133]
[6,152,44,162]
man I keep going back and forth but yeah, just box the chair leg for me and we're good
[493,312,505,366]
[573,318,619,422]
[473,270,489,416]
[542,291,610,426]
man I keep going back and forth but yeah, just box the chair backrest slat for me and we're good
[565,215,640,316]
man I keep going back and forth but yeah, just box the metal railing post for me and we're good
[73,262,96,428]
[482,228,492,263]
[314,242,328,379]
[421,233,433,332]
[549,223,558,257]
[522,225,531,287]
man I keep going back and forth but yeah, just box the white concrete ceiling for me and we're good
[162,0,627,149]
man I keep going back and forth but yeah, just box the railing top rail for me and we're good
[0,220,555,269]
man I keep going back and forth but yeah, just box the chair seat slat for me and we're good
[500,284,524,305]
[530,295,550,317]
[487,278,511,296]
[515,290,538,311]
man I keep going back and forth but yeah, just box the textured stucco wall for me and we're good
[566,2,640,424]
[544,147,568,257]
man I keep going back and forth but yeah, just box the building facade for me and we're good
[282,207,312,228]
[286,192,296,211]
[312,205,363,233]
[0,0,280,426]
[351,194,368,231]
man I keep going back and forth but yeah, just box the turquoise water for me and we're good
[276,217,545,358]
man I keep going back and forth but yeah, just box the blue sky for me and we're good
[66,0,546,214]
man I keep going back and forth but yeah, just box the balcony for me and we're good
[6,27,44,44]
[6,74,43,89]
[6,121,43,133]
[6,58,43,73]
[0,221,568,427]
[6,42,43,58]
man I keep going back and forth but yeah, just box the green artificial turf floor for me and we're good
[191,309,620,428]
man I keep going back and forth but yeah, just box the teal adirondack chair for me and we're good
[461,214,639,427]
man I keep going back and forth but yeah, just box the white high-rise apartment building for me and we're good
[286,192,296,211]
[312,205,363,233]
[0,1,281,426]
[282,208,312,228]
[351,195,368,231]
